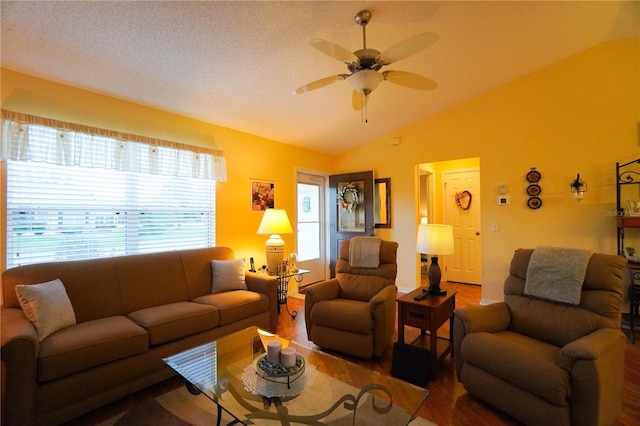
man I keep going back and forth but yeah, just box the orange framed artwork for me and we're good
[251,180,275,211]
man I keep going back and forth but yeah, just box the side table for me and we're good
[271,268,310,319]
[397,286,456,378]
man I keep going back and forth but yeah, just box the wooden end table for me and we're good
[397,286,456,378]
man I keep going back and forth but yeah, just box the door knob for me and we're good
[476,232,480,236]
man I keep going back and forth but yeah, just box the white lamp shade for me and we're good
[416,223,454,255]
[257,209,293,235]
[348,70,384,94]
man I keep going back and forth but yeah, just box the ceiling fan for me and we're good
[292,9,439,117]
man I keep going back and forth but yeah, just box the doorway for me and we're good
[296,171,327,287]
[418,158,482,285]
[328,170,374,277]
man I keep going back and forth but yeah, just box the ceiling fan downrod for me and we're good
[355,10,372,50]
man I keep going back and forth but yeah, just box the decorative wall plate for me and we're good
[527,197,542,209]
[526,184,542,196]
[526,169,541,183]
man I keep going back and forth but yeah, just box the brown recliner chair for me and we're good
[304,239,398,358]
[453,248,626,426]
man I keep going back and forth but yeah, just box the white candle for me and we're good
[281,347,296,368]
[267,340,282,364]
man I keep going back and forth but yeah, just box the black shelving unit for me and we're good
[616,158,640,256]
[616,158,640,343]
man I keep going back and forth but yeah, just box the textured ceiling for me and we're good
[1,1,638,153]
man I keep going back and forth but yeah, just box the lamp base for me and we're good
[427,256,447,296]
[427,287,448,296]
[265,234,285,274]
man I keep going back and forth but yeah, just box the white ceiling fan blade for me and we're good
[383,70,438,90]
[352,90,369,111]
[292,75,348,95]
[377,32,439,65]
[310,39,358,64]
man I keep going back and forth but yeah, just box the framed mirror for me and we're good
[374,178,391,228]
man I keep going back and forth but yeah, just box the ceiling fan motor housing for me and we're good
[349,48,383,73]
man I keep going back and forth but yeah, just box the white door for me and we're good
[443,169,482,284]
[295,172,326,288]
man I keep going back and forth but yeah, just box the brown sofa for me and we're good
[453,248,626,426]
[304,239,398,359]
[1,247,278,426]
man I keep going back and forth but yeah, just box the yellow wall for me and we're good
[335,37,640,301]
[1,38,638,303]
[0,69,336,271]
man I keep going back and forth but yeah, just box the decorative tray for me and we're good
[255,354,305,378]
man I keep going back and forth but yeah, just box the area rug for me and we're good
[99,371,436,426]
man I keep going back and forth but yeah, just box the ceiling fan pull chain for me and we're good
[363,93,368,124]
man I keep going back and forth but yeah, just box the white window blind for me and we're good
[2,112,221,268]
[6,160,215,268]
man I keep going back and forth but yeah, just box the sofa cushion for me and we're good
[117,251,190,313]
[38,316,148,382]
[461,330,569,406]
[178,247,236,299]
[211,258,247,293]
[127,302,219,346]
[3,257,124,323]
[15,279,76,342]
[192,290,268,326]
[310,299,372,334]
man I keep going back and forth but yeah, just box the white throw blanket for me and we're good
[524,246,593,305]
[349,236,382,268]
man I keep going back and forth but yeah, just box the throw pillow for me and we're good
[211,258,247,293]
[15,279,77,342]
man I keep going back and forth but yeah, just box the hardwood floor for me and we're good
[283,282,640,426]
[67,282,640,425]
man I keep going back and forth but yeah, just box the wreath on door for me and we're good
[337,183,360,212]
[455,191,472,210]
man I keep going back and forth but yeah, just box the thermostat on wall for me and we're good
[497,196,510,205]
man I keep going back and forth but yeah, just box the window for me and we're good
[2,112,226,268]
[6,161,215,267]
[296,182,320,261]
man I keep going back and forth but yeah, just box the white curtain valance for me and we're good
[0,110,227,181]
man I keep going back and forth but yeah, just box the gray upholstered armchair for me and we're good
[304,238,398,358]
[453,248,627,426]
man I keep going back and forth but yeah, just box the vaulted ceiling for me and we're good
[1,1,638,153]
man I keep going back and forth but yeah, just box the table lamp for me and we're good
[257,209,293,274]
[416,221,454,295]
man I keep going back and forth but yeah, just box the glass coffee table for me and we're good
[164,326,429,425]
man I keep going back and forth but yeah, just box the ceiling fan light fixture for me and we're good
[348,70,383,94]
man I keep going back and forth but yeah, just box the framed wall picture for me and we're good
[627,199,640,216]
[251,180,275,211]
